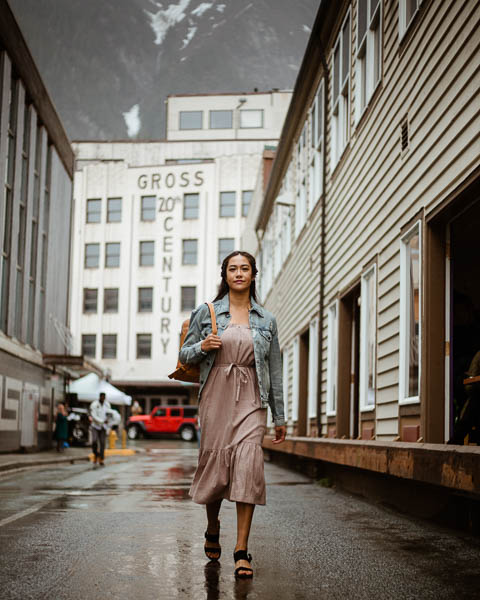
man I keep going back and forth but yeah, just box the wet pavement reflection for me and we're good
[0,439,479,599]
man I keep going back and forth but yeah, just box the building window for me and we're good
[139,241,155,266]
[104,288,119,313]
[105,242,120,268]
[107,197,122,222]
[138,287,153,312]
[218,238,234,264]
[326,301,338,415]
[137,333,152,358]
[86,199,101,223]
[102,334,117,359]
[179,111,203,130]
[399,222,421,404]
[1,77,19,333]
[360,265,377,411]
[356,0,381,120]
[209,110,233,129]
[310,80,324,207]
[183,193,199,219]
[141,196,156,221]
[399,0,423,37]
[331,10,351,168]
[240,109,263,128]
[83,288,98,313]
[182,239,198,265]
[219,191,236,218]
[181,286,196,311]
[82,334,96,358]
[84,243,100,268]
[242,190,253,218]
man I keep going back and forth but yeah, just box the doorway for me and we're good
[298,328,309,436]
[338,284,361,439]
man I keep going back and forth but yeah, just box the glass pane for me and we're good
[210,110,233,129]
[242,191,253,217]
[85,243,99,268]
[371,0,380,19]
[104,288,118,312]
[182,240,198,265]
[141,196,156,221]
[102,334,117,358]
[358,0,367,45]
[83,288,98,313]
[138,288,153,312]
[366,272,376,405]
[87,199,101,223]
[406,0,418,27]
[105,243,120,267]
[408,233,420,397]
[316,83,323,143]
[137,334,152,358]
[140,241,154,266]
[181,286,196,311]
[342,16,350,85]
[179,111,202,130]
[183,193,199,219]
[218,238,234,263]
[107,198,122,222]
[240,110,263,128]
[333,45,340,103]
[220,191,236,217]
[82,334,96,357]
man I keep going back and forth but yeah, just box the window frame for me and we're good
[330,9,351,169]
[84,243,100,269]
[326,300,339,416]
[219,191,236,218]
[138,287,153,313]
[183,193,199,220]
[182,239,198,265]
[181,286,196,312]
[81,334,96,358]
[218,238,234,264]
[107,197,122,223]
[105,242,120,268]
[86,198,101,223]
[179,110,203,130]
[139,241,155,267]
[102,334,117,359]
[103,288,119,313]
[136,333,152,359]
[399,0,424,39]
[241,190,253,218]
[83,288,98,314]
[141,195,156,222]
[355,0,382,122]
[209,109,233,129]
[399,220,422,405]
[359,264,377,412]
[239,109,264,129]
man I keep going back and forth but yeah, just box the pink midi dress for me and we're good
[189,323,267,505]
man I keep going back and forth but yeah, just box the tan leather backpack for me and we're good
[168,303,217,383]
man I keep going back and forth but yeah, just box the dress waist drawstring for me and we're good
[216,363,254,404]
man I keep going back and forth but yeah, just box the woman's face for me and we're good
[225,254,253,293]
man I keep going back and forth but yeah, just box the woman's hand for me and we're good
[272,425,286,444]
[201,334,222,352]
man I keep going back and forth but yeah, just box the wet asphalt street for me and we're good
[0,440,479,600]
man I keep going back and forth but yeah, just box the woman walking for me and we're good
[54,403,68,452]
[179,251,286,579]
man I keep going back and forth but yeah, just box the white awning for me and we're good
[68,373,132,406]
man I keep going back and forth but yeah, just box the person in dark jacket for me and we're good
[54,403,68,452]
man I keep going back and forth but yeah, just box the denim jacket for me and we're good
[179,294,285,426]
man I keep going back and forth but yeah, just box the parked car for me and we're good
[67,407,90,446]
[127,405,198,442]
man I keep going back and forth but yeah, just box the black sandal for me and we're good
[234,549,253,579]
[204,523,221,561]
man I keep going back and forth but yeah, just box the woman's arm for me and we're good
[268,317,286,427]
[178,304,209,365]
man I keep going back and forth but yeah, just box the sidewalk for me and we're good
[0,446,91,475]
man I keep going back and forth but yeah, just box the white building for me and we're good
[71,91,291,411]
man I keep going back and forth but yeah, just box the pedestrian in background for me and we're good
[54,403,68,452]
[131,399,142,416]
[179,250,286,579]
[89,392,111,467]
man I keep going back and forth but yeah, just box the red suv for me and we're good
[127,405,198,442]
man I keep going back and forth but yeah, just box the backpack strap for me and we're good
[206,302,217,335]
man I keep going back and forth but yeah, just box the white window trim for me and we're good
[292,336,300,422]
[399,0,424,40]
[330,9,351,169]
[355,0,382,123]
[282,345,290,423]
[359,264,377,412]
[326,301,339,416]
[399,220,422,405]
[308,317,319,419]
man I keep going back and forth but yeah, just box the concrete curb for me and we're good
[0,455,91,475]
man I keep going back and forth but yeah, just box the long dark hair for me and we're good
[212,250,259,303]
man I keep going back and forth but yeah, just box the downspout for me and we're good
[316,43,328,438]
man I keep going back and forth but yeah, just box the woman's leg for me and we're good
[235,502,255,574]
[205,499,222,559]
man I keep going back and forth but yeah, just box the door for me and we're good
[150,407,168,433]
[21,387,39,448]
[168,408,183,433]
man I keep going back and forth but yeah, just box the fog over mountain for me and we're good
[10,0,319,141]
